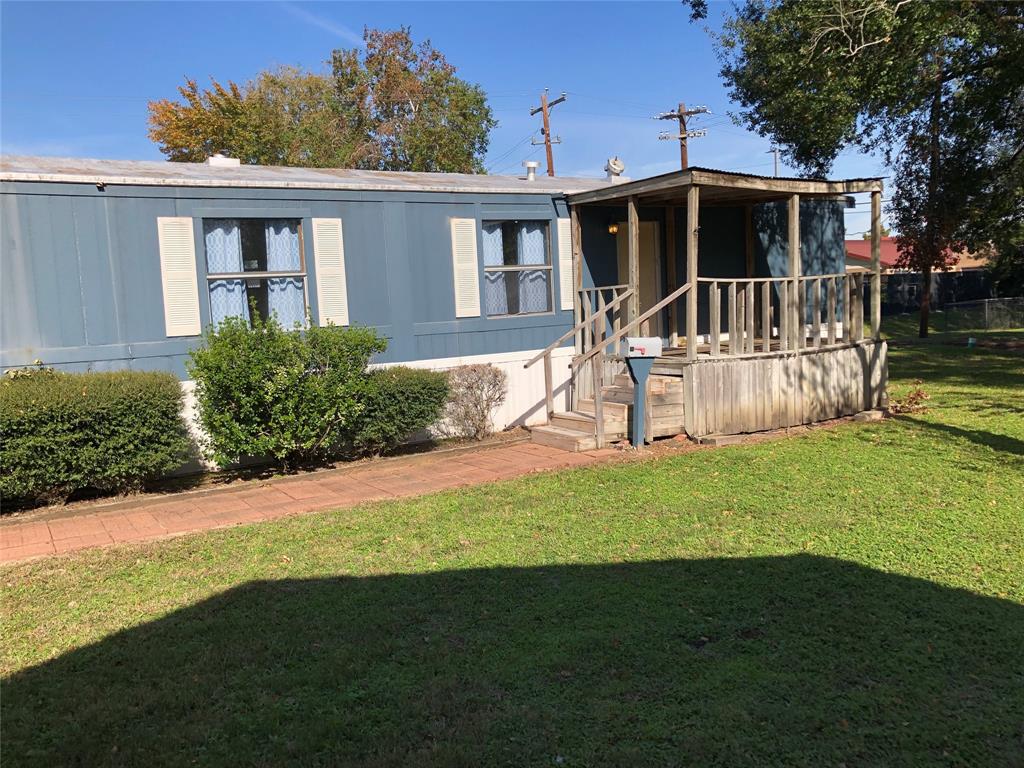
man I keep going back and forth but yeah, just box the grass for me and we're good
[3,342,1023,767]
[879,309,1024,342]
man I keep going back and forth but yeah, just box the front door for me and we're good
[616,221,662,337]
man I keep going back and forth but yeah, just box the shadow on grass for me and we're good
[888,345,1024,389]
[3,555,1023,767]
[897,415,1024,458]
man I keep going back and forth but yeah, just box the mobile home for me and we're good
[0,155,887,446]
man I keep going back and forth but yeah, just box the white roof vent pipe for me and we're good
[523,160,540,181]
[205,152,241,168]
[605,156,628,183]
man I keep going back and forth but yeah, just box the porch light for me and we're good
[607,222,619,235]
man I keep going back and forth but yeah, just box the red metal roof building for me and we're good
[845,237,987,272]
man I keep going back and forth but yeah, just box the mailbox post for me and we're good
[625,336,662,446]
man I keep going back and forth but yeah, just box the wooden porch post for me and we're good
[787,193,801,350]
[666,206,679,348]
[627,196,640,325]
[744,204,757,346]
[570,205,583,353]
[686,185,700,360]
[870,189,882,340]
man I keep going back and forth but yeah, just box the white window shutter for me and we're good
[450,217,481,318]
[312,218,349,326]
[557,218,575,311]
[156,217,201,337]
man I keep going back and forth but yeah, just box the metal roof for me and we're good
[567,166,884,206]
[0,155,612,195]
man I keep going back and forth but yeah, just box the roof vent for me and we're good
[523,160,540,181]
[205,153,241,168]
[605,156,627,183]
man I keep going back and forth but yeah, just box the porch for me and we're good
[527,168,888,449]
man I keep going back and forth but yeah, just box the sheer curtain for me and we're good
[204,219,249,326]
[264,220,305,328]
[482,223,508,316]
[517,222,550,314]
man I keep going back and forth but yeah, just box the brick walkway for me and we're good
[0,441,619,564]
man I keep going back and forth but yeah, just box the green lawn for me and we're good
[3,342,1023,767]
[879,310,1024,342]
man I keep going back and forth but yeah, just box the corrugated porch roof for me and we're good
[567,166,884,206]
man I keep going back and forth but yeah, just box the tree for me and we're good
[861,227,890,240]
[148,27,496,173]
[148,67,352,167]
[716,1,1024,336]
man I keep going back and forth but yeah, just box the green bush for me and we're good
[350,367,450,456]
[187,313,386,468]
[0,369,191,506]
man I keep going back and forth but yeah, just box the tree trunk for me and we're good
[919,264,932,338]
[920,49,944,339]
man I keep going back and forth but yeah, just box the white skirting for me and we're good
[179,346,574,463]
[374,346,575,430]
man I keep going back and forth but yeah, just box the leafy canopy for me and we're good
[148,27,497,173]
[716,0,1023,334]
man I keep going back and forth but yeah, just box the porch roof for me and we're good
[566,166,884,207]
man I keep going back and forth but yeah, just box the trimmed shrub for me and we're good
[187,313,386,468]
[0,369,191,506]
[350,367,449,456]
[442,364,508,440]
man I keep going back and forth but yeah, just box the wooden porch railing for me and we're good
[570,281,694,447]
[573,281,694,370]
[577,284,632,358]
[525,271,867,448]
[697,272,865,356]
[523,286,635,426]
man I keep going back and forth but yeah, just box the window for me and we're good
[203,219,307,328]
[481,220,552,316]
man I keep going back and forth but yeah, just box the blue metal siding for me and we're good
[1,181,576,378]
[755,199,847,278]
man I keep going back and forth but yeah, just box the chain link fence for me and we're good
[941,298,1024,332]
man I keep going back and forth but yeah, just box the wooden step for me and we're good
[602,386,636,405]
[602,386,684,407]
[550,410,627,437]
[577,398,629,420]
[530,424,597,452]
[549,410,595,431]
[611,372,683,393]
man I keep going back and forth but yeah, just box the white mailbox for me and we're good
[625,336,662,358]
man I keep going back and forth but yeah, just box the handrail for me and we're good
[573,282,692,369]
[523,287,635,369]
[695,273,850,284]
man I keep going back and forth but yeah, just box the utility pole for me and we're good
[530,89,566,177]
[656,102,708,169]
[767,147,780,177]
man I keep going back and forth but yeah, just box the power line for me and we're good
[492,145,543,176]
[656,102,709,169]
[485,132,537,173]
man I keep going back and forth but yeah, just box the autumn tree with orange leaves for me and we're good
[148,27,496,173]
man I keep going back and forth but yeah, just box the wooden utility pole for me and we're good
[530,89,566,177]
[657,102,708,169]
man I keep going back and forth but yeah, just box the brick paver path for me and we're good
[0,441,619,564]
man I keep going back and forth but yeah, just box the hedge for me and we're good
[351,367,450,456]
[187,314,387,468]
[0,370,192,507]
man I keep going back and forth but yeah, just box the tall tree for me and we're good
[716,0,1024,336]
[148,27,496,173]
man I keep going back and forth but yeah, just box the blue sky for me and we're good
[0,1,888,234]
